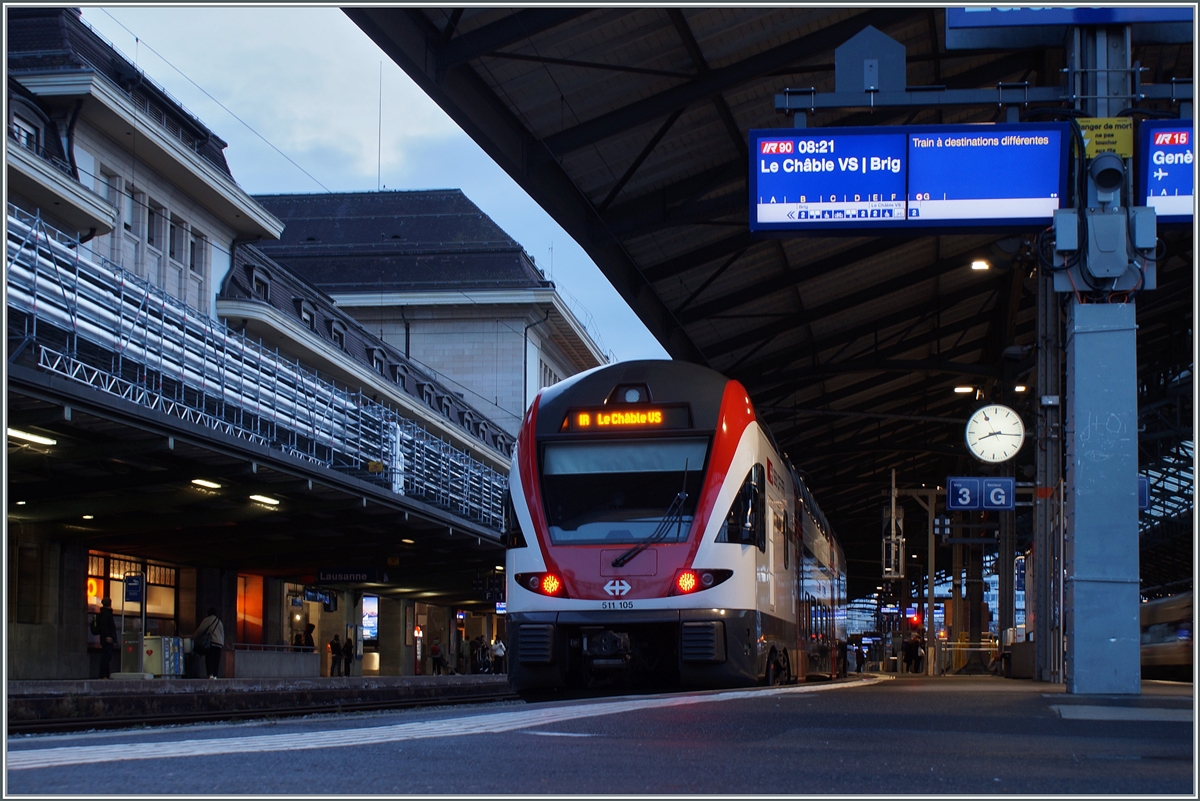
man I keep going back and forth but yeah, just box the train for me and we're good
[502,360,846,692]
[1141,591,1193,682]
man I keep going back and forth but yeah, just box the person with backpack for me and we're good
[193,608,224,679]
[430,639,448,675]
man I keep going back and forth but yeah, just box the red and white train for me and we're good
[503,360,846,692]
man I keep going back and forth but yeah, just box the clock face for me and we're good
[965,404,1026,463]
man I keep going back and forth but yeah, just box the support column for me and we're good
[1035,272,1064,682]
[1063,302,1140,694]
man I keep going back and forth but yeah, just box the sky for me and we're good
[82,6,669,363]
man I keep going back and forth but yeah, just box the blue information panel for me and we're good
[947,7,1194,29]
[946,476,1015,511]
[124,574,144,603]
[1137,119,1194,225]
[947,477,981,511]
[750,123,1069,232]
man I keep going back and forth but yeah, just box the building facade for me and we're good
[252,191,610,436]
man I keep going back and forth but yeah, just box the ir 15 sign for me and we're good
[946,477,1015,511]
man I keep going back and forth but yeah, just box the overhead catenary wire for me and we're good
[98,9,332,193]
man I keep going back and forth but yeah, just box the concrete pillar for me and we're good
[377,597,412,676]
[1063,302,1140,694]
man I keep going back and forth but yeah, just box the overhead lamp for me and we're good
[495,565,505,572]
[8,428,57,446]
[400,538,415,545]
[191,479,222,489]
[16,501,26,506]
[970,260,990,271]
[954,386,974,394]
[82,515,94,520]
[249,494,280,506]
[1014,385,1027,393]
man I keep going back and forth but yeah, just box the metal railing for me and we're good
[7,207,506,530]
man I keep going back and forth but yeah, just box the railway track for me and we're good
[8,688,521,735]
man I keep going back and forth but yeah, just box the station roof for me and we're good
[347,7,1194,598]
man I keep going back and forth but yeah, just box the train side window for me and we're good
[718,464,765,549]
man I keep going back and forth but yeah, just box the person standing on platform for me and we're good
[459,635,471,674]
[193,608,225,679]
[303,623,316,651]
[856,643,866,673]
[491,638,506,674]
[913,635,925,674]
[430,639,447,675]
[94,598,118,679]
[342,635,354,676]
[329,634,342,677]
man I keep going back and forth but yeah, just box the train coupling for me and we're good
[582,628,632,670]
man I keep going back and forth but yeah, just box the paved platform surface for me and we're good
[6,673,1192,795]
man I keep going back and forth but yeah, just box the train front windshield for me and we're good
[541,438,708,545]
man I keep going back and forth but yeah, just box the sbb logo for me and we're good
[760,140,794,154]
[1154,131,1189,146]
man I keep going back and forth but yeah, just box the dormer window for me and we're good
[461,410,476,431]
[249,266,270,301]
[371,349,387,375]
[295,299,317,332]
[11,116,38,150]
[420,383,436,406]
[329,320,346,350]
[439,396,453,418]
[393,363,409,391]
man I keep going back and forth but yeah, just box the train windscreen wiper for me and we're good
[611,489,688,568]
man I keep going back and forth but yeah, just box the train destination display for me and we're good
[1138,119,1194,224]
[750,123,1069,232]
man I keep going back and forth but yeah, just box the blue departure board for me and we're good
[1137,119,1194,225]
[749,123,1070,232]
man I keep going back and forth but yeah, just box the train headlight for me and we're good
[669,568,733,596]
[515,572,569,598]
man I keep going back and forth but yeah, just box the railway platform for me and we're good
[7,674,515,733]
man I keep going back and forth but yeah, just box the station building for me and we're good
[5,7,604,680]
[252,190,611,437]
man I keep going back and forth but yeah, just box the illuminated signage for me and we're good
[1138,119,1194,224]
[563,405,690,432]
[749,123,1070,232]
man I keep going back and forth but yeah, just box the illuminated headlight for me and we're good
[515,572,569,598]
[669,568,732,596]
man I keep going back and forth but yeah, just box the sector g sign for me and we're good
[749,123,1069,232]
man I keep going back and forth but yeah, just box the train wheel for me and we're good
[766,651,789,686]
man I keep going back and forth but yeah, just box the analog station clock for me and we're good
[964,404,1026,463]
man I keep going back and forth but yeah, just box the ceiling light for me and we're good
[954,386,974,394]
[191,479,222,489]
[971,260,990,270]
[16,501,26,506]
[1014,385,1027,392]
[82,515,94,520]
[249,494,280,506]
[495,566,505,572]
[8,428,57,446]
[401,538,415,545]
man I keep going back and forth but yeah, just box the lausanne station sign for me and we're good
[749,123,1070,233]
